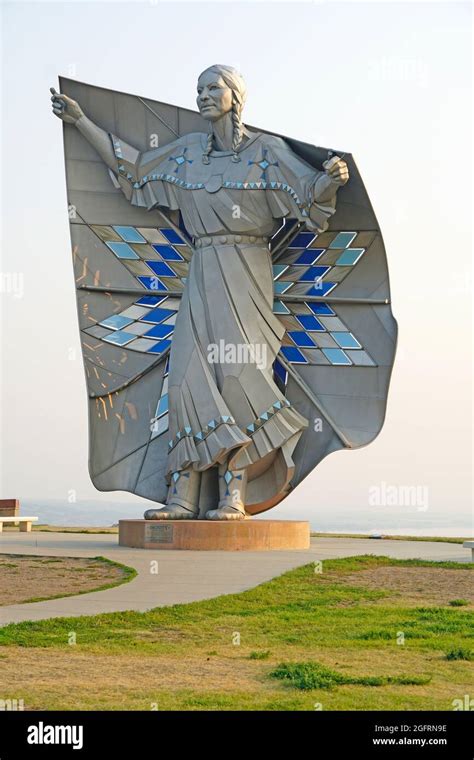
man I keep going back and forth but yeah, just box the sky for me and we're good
[0,1,472,532]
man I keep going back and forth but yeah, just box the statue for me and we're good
[51,65,397,523]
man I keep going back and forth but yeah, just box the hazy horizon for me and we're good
[18,497,472,537]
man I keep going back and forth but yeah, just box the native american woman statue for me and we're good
[51,65,396,521]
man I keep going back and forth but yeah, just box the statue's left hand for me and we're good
[322,156,349,186]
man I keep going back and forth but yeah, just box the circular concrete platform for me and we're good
[119,519,310,551]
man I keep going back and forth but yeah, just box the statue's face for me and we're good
[196,72,233,122]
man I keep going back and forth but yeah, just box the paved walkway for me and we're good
[0,531,470,626]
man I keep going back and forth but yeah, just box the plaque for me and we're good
[145,524,174,544]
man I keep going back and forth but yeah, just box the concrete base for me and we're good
[0,516,38,532]
[119,519,310,551]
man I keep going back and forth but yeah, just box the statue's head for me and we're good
[197,65,247,164]
[196,64,247,123]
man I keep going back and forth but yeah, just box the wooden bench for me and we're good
[0,498,19,517]
[0,516,38,533]
[463,541,474,561]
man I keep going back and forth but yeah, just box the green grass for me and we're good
[2,524,118,534]
[445,647,473,661]
[448,599,469,607]
[32,525,118,534]
[310,533,471,545]
[269,661,431,690]
[1,555,471,650]
[0,555,472,710]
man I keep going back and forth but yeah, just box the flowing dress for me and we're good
[109,129,337,511]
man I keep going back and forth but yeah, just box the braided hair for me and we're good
[199,65,247,164]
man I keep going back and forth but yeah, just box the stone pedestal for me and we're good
[119,519,310,551]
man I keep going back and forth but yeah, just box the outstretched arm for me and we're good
[312,155,349,203]
[50,87,136,172]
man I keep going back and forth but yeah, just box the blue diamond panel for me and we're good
[113,226,147,244]
[321,348,351,364]
[273,264,289,280]
[142,307,176,324]
[273,358,288,385]
[331,332,361,349]
[271,230,367,297]
[294,249,325,265]
[270,224,377,370]
[305,282,337,297]
[97,227,374,367]
[299,266,330,282]
[296,315,325,331]
[329,231,357,249]
[308,303,335,316]
[156,393,169,417]
[161,228,186,245]
[95,293,178,355]
[100,314,134,330]
[274,281,293,294]
[288,331,317,348]
[146,261,178,278]
[273,300,290,314]
[147,339,172,355]
[288,232,317,248]
[105,241,139,260]
[152,245,185,261]
[135,295,163,307]
[99,224,191,291]
[335,248,365,266]
[280,346,307,363]
[145,323,174,339]
[103,331,136,346]
[137,276,169,291]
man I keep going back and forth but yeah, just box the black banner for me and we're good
[0,710,472,757]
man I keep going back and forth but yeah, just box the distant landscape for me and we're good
[18,499,473,538]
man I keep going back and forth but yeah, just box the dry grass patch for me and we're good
[325,566,474,607]
[0,644,472,712]
[0,647,260,695]
[0,555,133,605]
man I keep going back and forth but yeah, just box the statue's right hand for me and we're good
[50,87,84,124]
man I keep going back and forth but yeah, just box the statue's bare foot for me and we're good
[206,506,246,521]
[144,504,198,520]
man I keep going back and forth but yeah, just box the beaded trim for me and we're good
[116,164,308,215]
[168,414,237,450]
[167,398,291,452]
[112,138,123,159]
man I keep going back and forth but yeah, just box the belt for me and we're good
[193,234,269,248]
